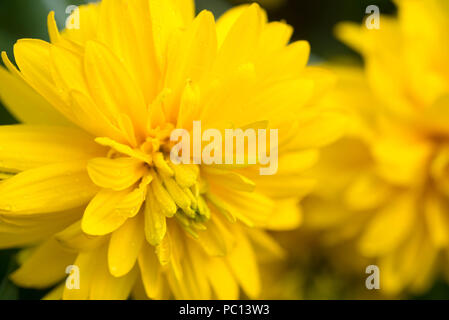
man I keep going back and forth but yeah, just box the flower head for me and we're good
[303,0,449,295]
[0,0,342,299]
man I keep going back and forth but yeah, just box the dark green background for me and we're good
[0,0,447,300]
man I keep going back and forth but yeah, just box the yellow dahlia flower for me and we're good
[0,0,342,299]
[303,0,449,295]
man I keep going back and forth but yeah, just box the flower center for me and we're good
[100,123,210,238]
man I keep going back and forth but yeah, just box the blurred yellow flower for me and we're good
[303,0,449,295]
[0,0,343,299]
[260,232,386,300]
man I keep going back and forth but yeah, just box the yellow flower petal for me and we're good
[108,213,145,277]
[90,246,138,300]
[359,195,415,257]
[138,241,165,299]
[207,257,239,300]
[0,208,81,249]
[43,283,64,300]
[82,187,145,236]
[246,229,285,261]
[344,172,391,211]
[282,110,347,151]
[264,199,302,230]
[164,10,217,120]
[55,220,105,252]
[87,157,145,191]
[172,0,195,25]
[226,227,260,299]
[214,4,264,76]
[94,137,152,163]
[210,185,274,227]
[372,132,432,186]
[148,0,188,70]
[216,4,251,47]
[13,39,67,114]
[424,193,449,248]
[63,248,98,300]
[257,40,310,84]
[144,190,167,246]
[183,242,212,299]
[204,168,255,192]
[10,238,76,289]
[70,90,130,144]
[257,21,293,58]
[196,215,232,256]
[0,125,103,171]
[50,44,88,97]
[0,66,69,125]
[84,40,147,140]
[0,161,97,214]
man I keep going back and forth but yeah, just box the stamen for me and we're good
[153,152,174,176]
[161,174,193,214]
[168,161,199,188]
[150,170,177,217]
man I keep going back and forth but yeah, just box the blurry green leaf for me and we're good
[0,278,19,300]
[412,279,449,300]
[0,250,19,300]
[196,0,231,17]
